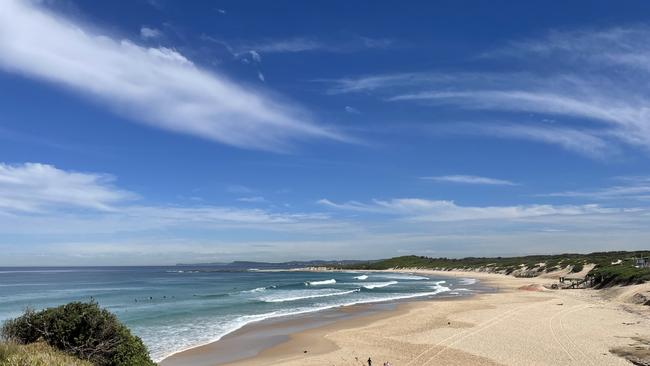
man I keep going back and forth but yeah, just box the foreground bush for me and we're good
[0,341,92,366]
[1,302,155,366]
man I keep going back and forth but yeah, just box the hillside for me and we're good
[342,251,650,288]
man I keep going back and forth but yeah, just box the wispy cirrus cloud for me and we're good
[237,196,268,203]
[488,26,650,73]
[422,175,517,186]
[243,37,326,53]
[431,122,616,159]
[235,36,395,55]
[0,0,344,151]
[542,176,650,201]
[201,35,395,66]
[317,198,625,222]
[322,26,650,159]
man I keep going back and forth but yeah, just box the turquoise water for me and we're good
[0,266,478,361]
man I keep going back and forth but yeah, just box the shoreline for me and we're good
[161,269,650,366]
[159,270,478,365]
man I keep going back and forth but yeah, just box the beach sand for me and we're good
[163,270,650,366]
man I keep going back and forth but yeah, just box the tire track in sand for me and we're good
[405,302,537,366]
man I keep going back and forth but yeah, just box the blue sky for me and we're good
[1,0,650,265]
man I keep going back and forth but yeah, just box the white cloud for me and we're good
[0,163,133,213]
[318,197,625,222]
[0,162,354,238]
[1,162,650,265]
[0,0,344,151]
[344,106,360,114]
[422,175,516,186]
[237,196,268,203]
[139,26,161,39]
[248,50,262,63]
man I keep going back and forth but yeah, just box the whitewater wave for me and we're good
[362,281,398,289]
[157,284,458,362]
[354,274,369,280]
[249,287,267,293]
[429,282,451,294]
[158,288,457,361]
[166,270,201,274]
[260,289,360,303]
[377,274,429,281]
[243,285,277,293]
[459,278,477,285]
[192,293,229,299]
[305,279,336,286]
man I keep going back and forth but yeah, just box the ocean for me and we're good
[0,266,480,361]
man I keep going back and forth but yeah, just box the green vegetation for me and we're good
[570,263,584,273]
[0,342,92,366]
[1,302,155,366]
[591,265,650,287]
[341,251,650,288]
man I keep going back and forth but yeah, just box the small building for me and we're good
[634,257,649,269]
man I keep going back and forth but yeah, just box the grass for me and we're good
[340,251,650,288]
[0,342,92,366]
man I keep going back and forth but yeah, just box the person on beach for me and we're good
[367,357,372,366]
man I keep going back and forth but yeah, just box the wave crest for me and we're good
[305,279,336,286]
[362,281,398,289]
[260,289,360,303]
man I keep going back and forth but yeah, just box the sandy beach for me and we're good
[163,269,650,366]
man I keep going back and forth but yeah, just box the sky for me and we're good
[1,0,650,265]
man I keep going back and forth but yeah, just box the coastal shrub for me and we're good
[0,341,92,366]
[570,263,584,273]
[340,251,650,288]
[590,265,650,288]
[1,302,155,366]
